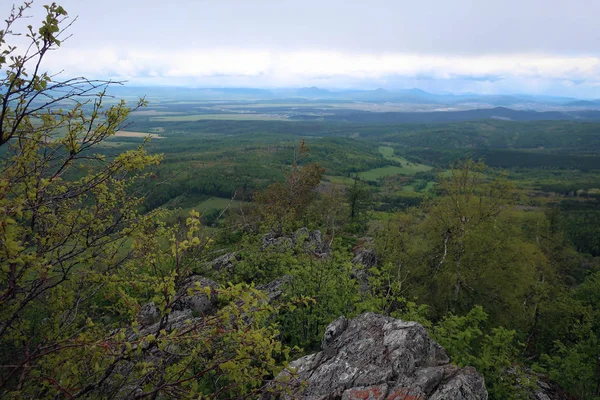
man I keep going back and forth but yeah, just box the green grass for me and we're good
[370,211,397,221]
[378,146,433,174]
[324,175,355,185]
[378,146,395,158]
[359,166,407,181]
[97,141,136,148]
[174,197,242,215]
[169,197,243,226]
[402,181,437,193]
[150,114,290,122]
[195,197,242,211]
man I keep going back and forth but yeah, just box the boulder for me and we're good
[351,238,377,292]
[352,237,377,269]
[508,367,574,400]
[257,275,292,302]
[172,275,218,315]
[531,378,573,400]
[262,228,331,257]
[137,276,218,334]
[210,251,240,271]
[269,313,488,400]
[138,302,160,326]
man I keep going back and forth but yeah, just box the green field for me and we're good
[378,146,395,158]
[359,166,407,180]
[170,197,243,226]
[195,197,242,211]
[324,175,355,185]
[401,181,437,193]
[378,146,433,174]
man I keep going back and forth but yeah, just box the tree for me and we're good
[250,141,325,233]
[346,175,371,231]
[419,161,549,328]
[0,3,289,397]
[374,161,551,330]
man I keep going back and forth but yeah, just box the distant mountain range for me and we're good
[110,85,600,109]
[102,85,600,126]
[564,99,600,107]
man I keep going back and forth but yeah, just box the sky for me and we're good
[3,0,600,97]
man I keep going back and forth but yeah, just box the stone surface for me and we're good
[210,251,239,271]
[269,312,488,400]
[262,228,331,256]
[138,302,160,326]
[137,276,218,334]
[257,275,292,302]
[172,275,218,315]
[510,368,574,400]
[351,238,377,292]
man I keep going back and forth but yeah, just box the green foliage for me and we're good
[374,161,551,329]
[230,235,300,283]
[538,333,599,400]
[250,141,326,233]
[0,5,291,398]
[346,176,372,231]
[279,247,360,350]
[556,204,600,256]
[432,307,528,399]
[533,269,600,399]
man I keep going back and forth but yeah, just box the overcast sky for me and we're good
[4,0,600,96]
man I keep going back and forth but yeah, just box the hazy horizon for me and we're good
[107,84,597,100]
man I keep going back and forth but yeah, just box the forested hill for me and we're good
[128,117,600,152]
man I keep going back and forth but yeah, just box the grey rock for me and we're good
[172,275,218,316]
[210,251,239,271]
[293,227,310,243]
[352,248,377,268]
[352,247,377,270]
[508,367,573,400]
[262,228,331,257]
[137,309,194,337]
[136,276,217,335]
[270,312,488,400]
[138,302,160,327]
[257,275,292,301]
[322,316,349,350]
[262,231,292,251]
[351,238,377,292]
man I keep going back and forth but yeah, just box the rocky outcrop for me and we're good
[509,368,574,400]
[257,275,292,301]
[136,274,288,335]
[135,276,219,337]
[172,275,218,314]
[262,228,331,257]
[269,313,488,400]
[352,238,377,270]
[209,251,240,272]
[530,377,573,400]
[351,238,377,292]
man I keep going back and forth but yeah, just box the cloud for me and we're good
[44,47,600,92]
[3,0,600,96]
